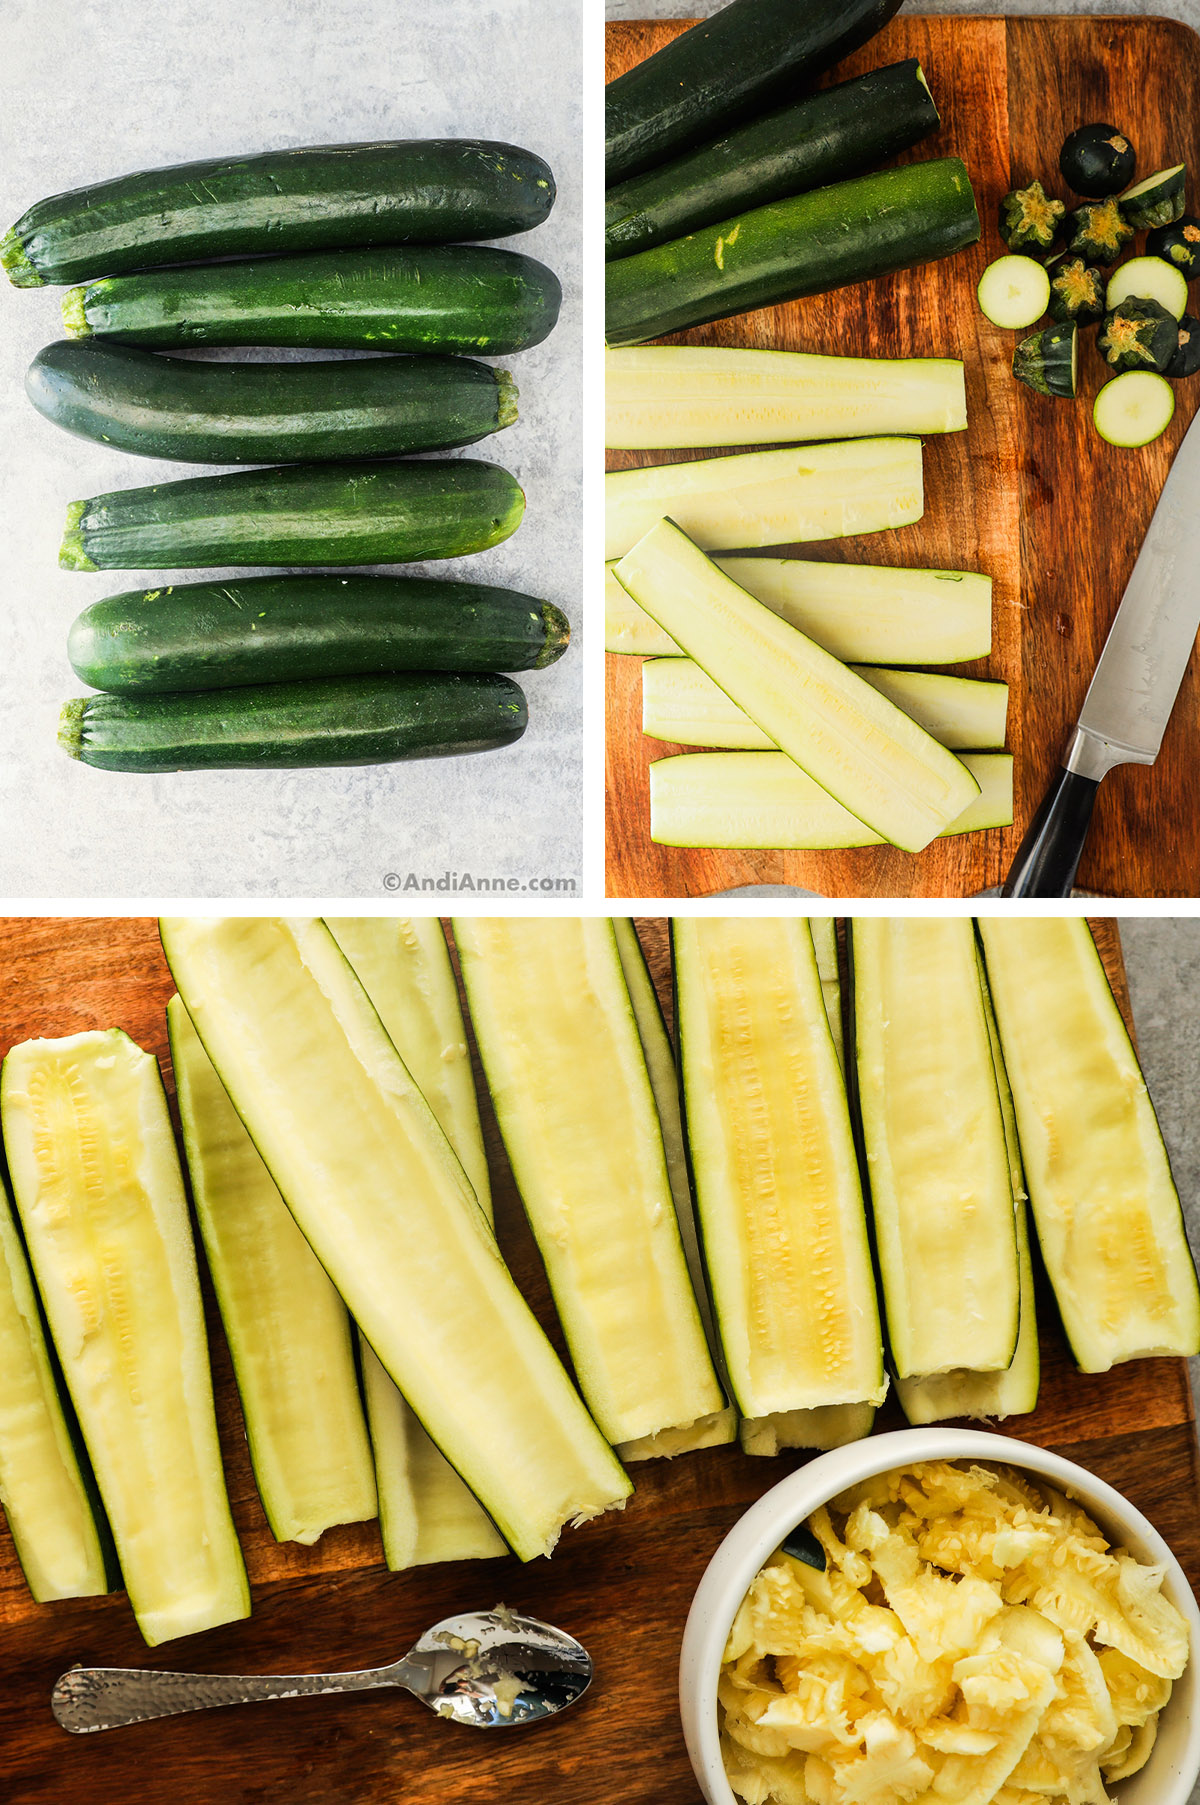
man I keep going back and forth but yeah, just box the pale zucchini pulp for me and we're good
[1,1030,249,1645]
[809,918,845,1073]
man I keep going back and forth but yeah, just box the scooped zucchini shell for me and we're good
[1047,255,1106,327]
[1120,165,1187,231]
[1013,321,1077,397]
[998,179,1065,253]
[1099,297,1179,374]
[1165,314,1200,379]
[1058,124,1135,197]
[1064,197,1134,265]
[1147,215,1200,281]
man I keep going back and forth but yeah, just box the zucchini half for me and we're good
[851,919,1020,1380]
[454,918,727,1456]
[615,521,980,854]
[979,919,1200,1371]
[811,919,845,1074]
[159,918,630,1561]
[167,998,379,1547]
[0,1176,111,1603]
[673,917,886,1421]
[1,1031,249,1645]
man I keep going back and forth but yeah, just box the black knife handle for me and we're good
[1001,767,1101,898]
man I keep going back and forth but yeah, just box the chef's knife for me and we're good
[1003,407,1200,897]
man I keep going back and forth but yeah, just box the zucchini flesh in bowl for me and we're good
[615,521,979,854]
[604,439,923,561]
[167,997,378,1547]
[649,751,1011,848]
[1,1030,249,1645]
[159,917,630,1561]
[642,658,1009,752]
[978,918,1200,1371]
[606,557,994,663]
[673,917,885,1420]
[454,918,728,1456]
[0,1176,110,1603]
[605,347,966,449]
[851,919,1020,1379]
[739,1401,876,1457]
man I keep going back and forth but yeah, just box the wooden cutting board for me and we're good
[605,15,1200,899]
[0,915,1196,1804]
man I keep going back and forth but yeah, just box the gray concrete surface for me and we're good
[0,0,581,900]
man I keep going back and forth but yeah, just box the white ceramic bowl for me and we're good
[680,1426,1200,1805]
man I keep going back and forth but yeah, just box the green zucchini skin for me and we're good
[68,576,570,693]
[606,159,981,347]
[60,459,525,571]
[3,141,556,289]
[63,245,562,355]
[59,673,528,772]
[605,0,905,185]
[605,60,938,262]
[27,340,516,465]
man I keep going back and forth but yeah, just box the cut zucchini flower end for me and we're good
[59,502,97,571]
[61,286,90,337]
[57,699,87,759]
[535,602,571,669]
[1,227,43,288]
[495,368,519,430]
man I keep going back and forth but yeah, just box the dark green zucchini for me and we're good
[1058,124,1135,197]
[1165,315,1200,380]
[605,158,980,348]
[1012,322,1077,397]
[1099,298,1179,374]
[1064,196,1134,265]
[605,0,904,184]
[62,245,562,355]
[27,340,516,465]
[1120,165,1186,231]
[1147,215,1200,280]
[3,141,555,289]
[59,672,528,772]
[998,180,1065,253]
[68,575,570,693]
[60,459,524,571]
[604,60,938,262]
[1047,255,1106,326]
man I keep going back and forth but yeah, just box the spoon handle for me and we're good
[52,1662,396,1733]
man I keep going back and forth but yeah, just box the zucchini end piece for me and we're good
[59,501,97,571]
[61,286,91,337]
[1,226,42,287]
[495,368,519,430]
[535,602,571,669]
[57,699,87,759]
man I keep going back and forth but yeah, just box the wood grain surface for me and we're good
[0,914,1195,1804]
[605,16,1200,899]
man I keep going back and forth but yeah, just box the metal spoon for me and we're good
[51,1606,592,1735]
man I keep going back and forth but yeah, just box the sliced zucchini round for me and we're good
[997,180,1065,253]
[1093,371,1175,446]
[1120,164,1187,231]
[1165,315,1200,380]
[1058,124,1135,197]
[1147,215,1200,280]
[1013,322,1076,397]
[977,254,1050,329]
[1047,255,1105,327]
[1064,196,1134,265]
[1099,297,1179,373]
[1105,255,1189,321]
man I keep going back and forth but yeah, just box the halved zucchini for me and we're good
[0,1176,111,1603]
[604,438,923,560]
[649,750,1011,848]
[615,521,980,854]
[739,1401,876,1457]
[851,919,1020,1379]
[642,658,1008,751]
[605,347,966,449]
[1,1030,249,1644]
[1120,164,1187,231]
[673,917,885,1421]
[159,918,630,1561]
[810,918,844,1072]
[454,918,727,1457]
[1106,255,1189,321]
[167,997,378,1547]
[978,919,1200,1371]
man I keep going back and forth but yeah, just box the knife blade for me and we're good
[1003,405,1200,897]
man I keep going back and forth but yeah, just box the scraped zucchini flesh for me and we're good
[605,347,966,449]
[616,520,980,854]
[979,918,1200,1371]
[604,437,923,560]
[159,917,630,1562]
[1,1029,249,1644]
[642,657,1008,751]
[852,919,1020,1379]
[739,1401,875,1457]
[674,917,885,1419]
[454,917,725,1452]
[649,750,1011,848]
[0,1178,109,1602]
[167,997,378,1546]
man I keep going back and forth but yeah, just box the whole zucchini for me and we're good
[62,245,562,355]
[27,340,517,465]
[59,673,528,772]
[68,575,571,693]
[3,140,556,289]
[605,60,939,261]
[605,0,905,185]
[606,158,981,347]
[59,460,524,571]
